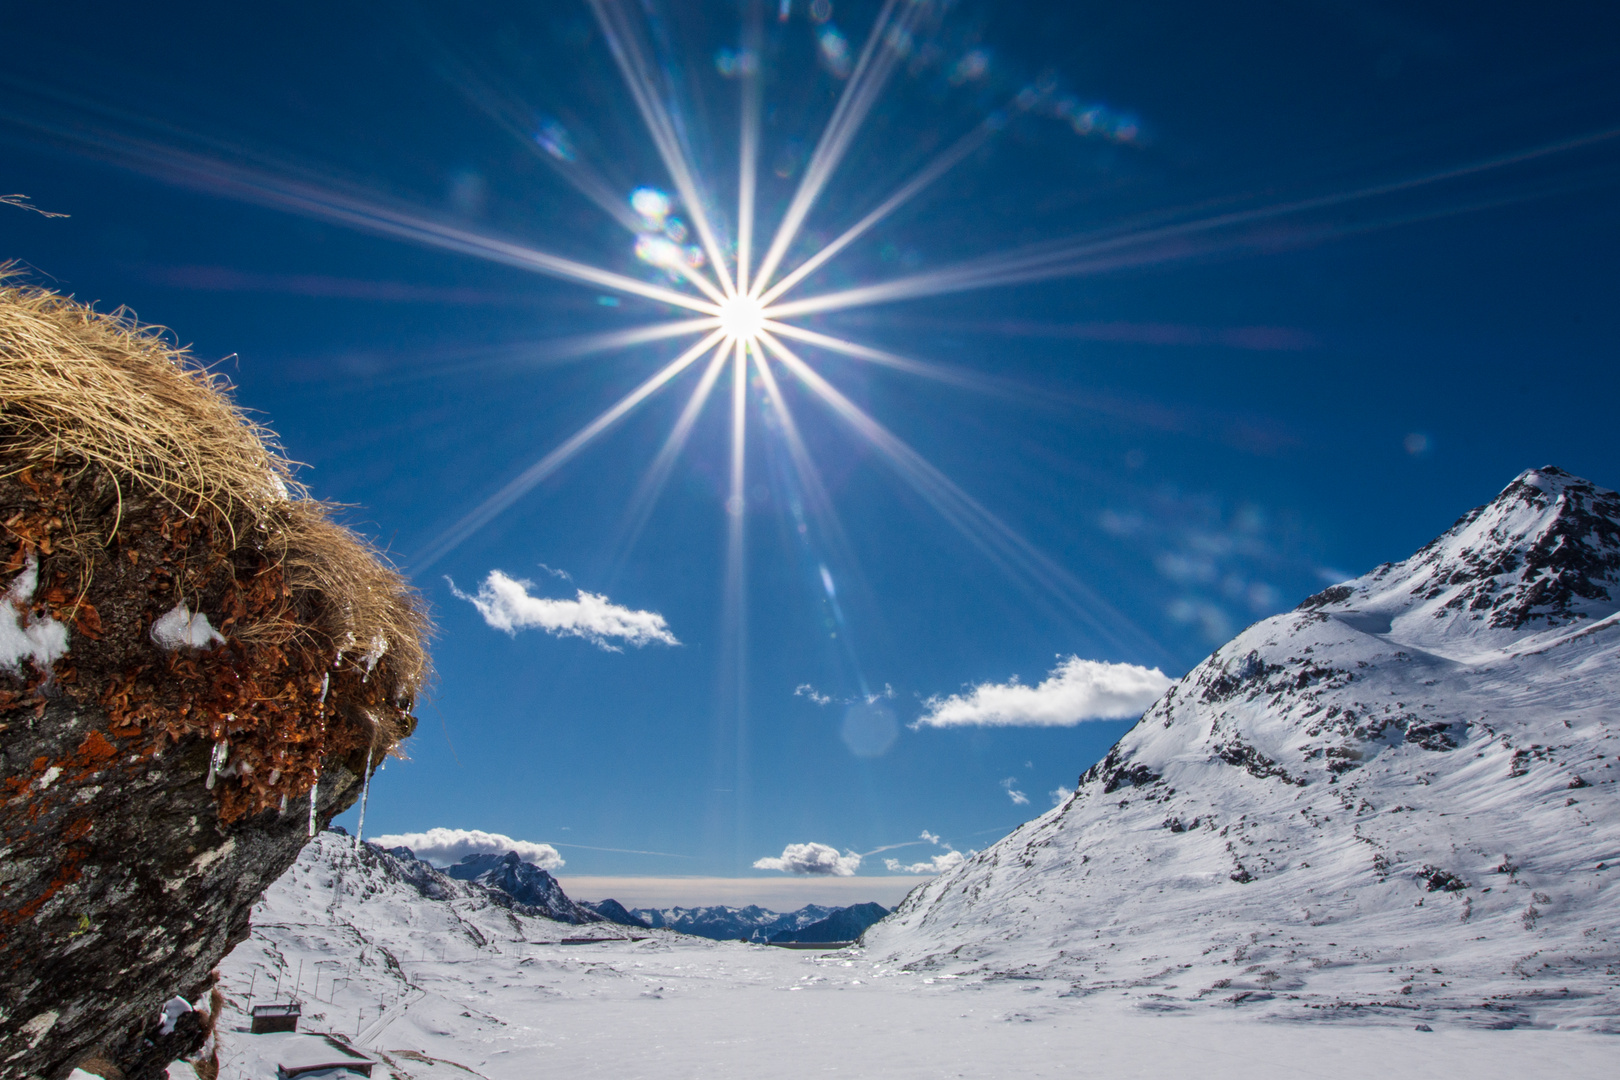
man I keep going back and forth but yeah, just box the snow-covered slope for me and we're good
[867,467,1620,1031]
[207,821,1619,1079]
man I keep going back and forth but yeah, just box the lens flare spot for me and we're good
[631,187,672,228]
[841,701,899,758]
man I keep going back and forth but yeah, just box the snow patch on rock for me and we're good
[1,554,69,673]
[150,601,226,651]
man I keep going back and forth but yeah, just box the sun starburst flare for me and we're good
[23,0,1592,651]
[406,0,1147,648]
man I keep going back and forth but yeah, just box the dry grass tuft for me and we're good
[0,269,300,531]
[0,270,429,787]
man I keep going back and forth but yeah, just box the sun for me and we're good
[718,294,767,342]
[407,0,1108,630]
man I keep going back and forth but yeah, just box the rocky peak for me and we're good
[444,851,600,924]
[1299,466,1620,659]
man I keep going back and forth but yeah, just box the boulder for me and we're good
[0,278,430,1079]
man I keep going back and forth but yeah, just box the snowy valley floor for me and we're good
[202,838,1615,1080]
[208,935,1616,1080]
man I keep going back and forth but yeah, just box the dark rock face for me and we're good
[580,898,650,929]
[1405,466,1620,630]
[0,698,362,1080]
[445,853,601,925]
[768,902,890,944]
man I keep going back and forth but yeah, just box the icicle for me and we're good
[354,744,374,851]
[205,740,228,790]
[279,793,288,814]
[319,672,330,705]
[307,773,319,837]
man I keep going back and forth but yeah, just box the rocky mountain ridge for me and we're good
[866,468,1620,1031]
[630,903,840,943]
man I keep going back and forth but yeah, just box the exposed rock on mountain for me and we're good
[581,898,651,928]
[445,852,602,925]
[869,468,1620,1030]
[770,902,889,943]
[631,904,837,942]
[0,281,429,1079]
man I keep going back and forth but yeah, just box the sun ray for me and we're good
[757,112,996,306]
[769,124,1620,318]
[588,0,738,295]
[0,100,727,313]
[756,329,1163,657]
[749,345,854,565]
[613,341,733,561]
[750,0,916,295]
[309,317,721,394]
[722,338,751,859]
[760,319,1016,397]
[735,0,764,296]
[413,328,728,570]
[431,48,649,235]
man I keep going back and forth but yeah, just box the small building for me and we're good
[274,1038,376,1080]
[276,1057,376,1080]
[249,1003,301,1034]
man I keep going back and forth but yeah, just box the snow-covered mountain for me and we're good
[630,904,838,942]
[442,851,602,924]
[580,897,651,928]
[769,902,890,944]
[867,467,1620,1031]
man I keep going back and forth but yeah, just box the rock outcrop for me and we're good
[0,280,430,1079]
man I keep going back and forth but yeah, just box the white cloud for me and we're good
[1001,777,1030,806]
[914,655,1171,728]
[885,850,966,875]
[794,682,895,707]
[450,570,677,650]
[368,827,564,870]
[1050,785,1075,807]
[918,830,942,846]
[794,683,832,705]
[753,841,862,877]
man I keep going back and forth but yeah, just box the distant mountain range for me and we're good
[769,902,890,943]
[620,903,873,942]
[869,467,1620,1029]
[378,844,891,943]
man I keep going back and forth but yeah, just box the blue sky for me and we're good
[3,1,1618,902]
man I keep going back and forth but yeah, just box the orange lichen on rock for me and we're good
[0,275,430,822]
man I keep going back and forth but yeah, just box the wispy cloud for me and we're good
[885,850,965,874]
[1001,777,1031,805]
[369,827,563,870]
[449,570,677,650]
[794,682,894,707]
[753,841,862,876]
[794,683,832,705]
[915,655,1170,728]
[1050,785,1075,807]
